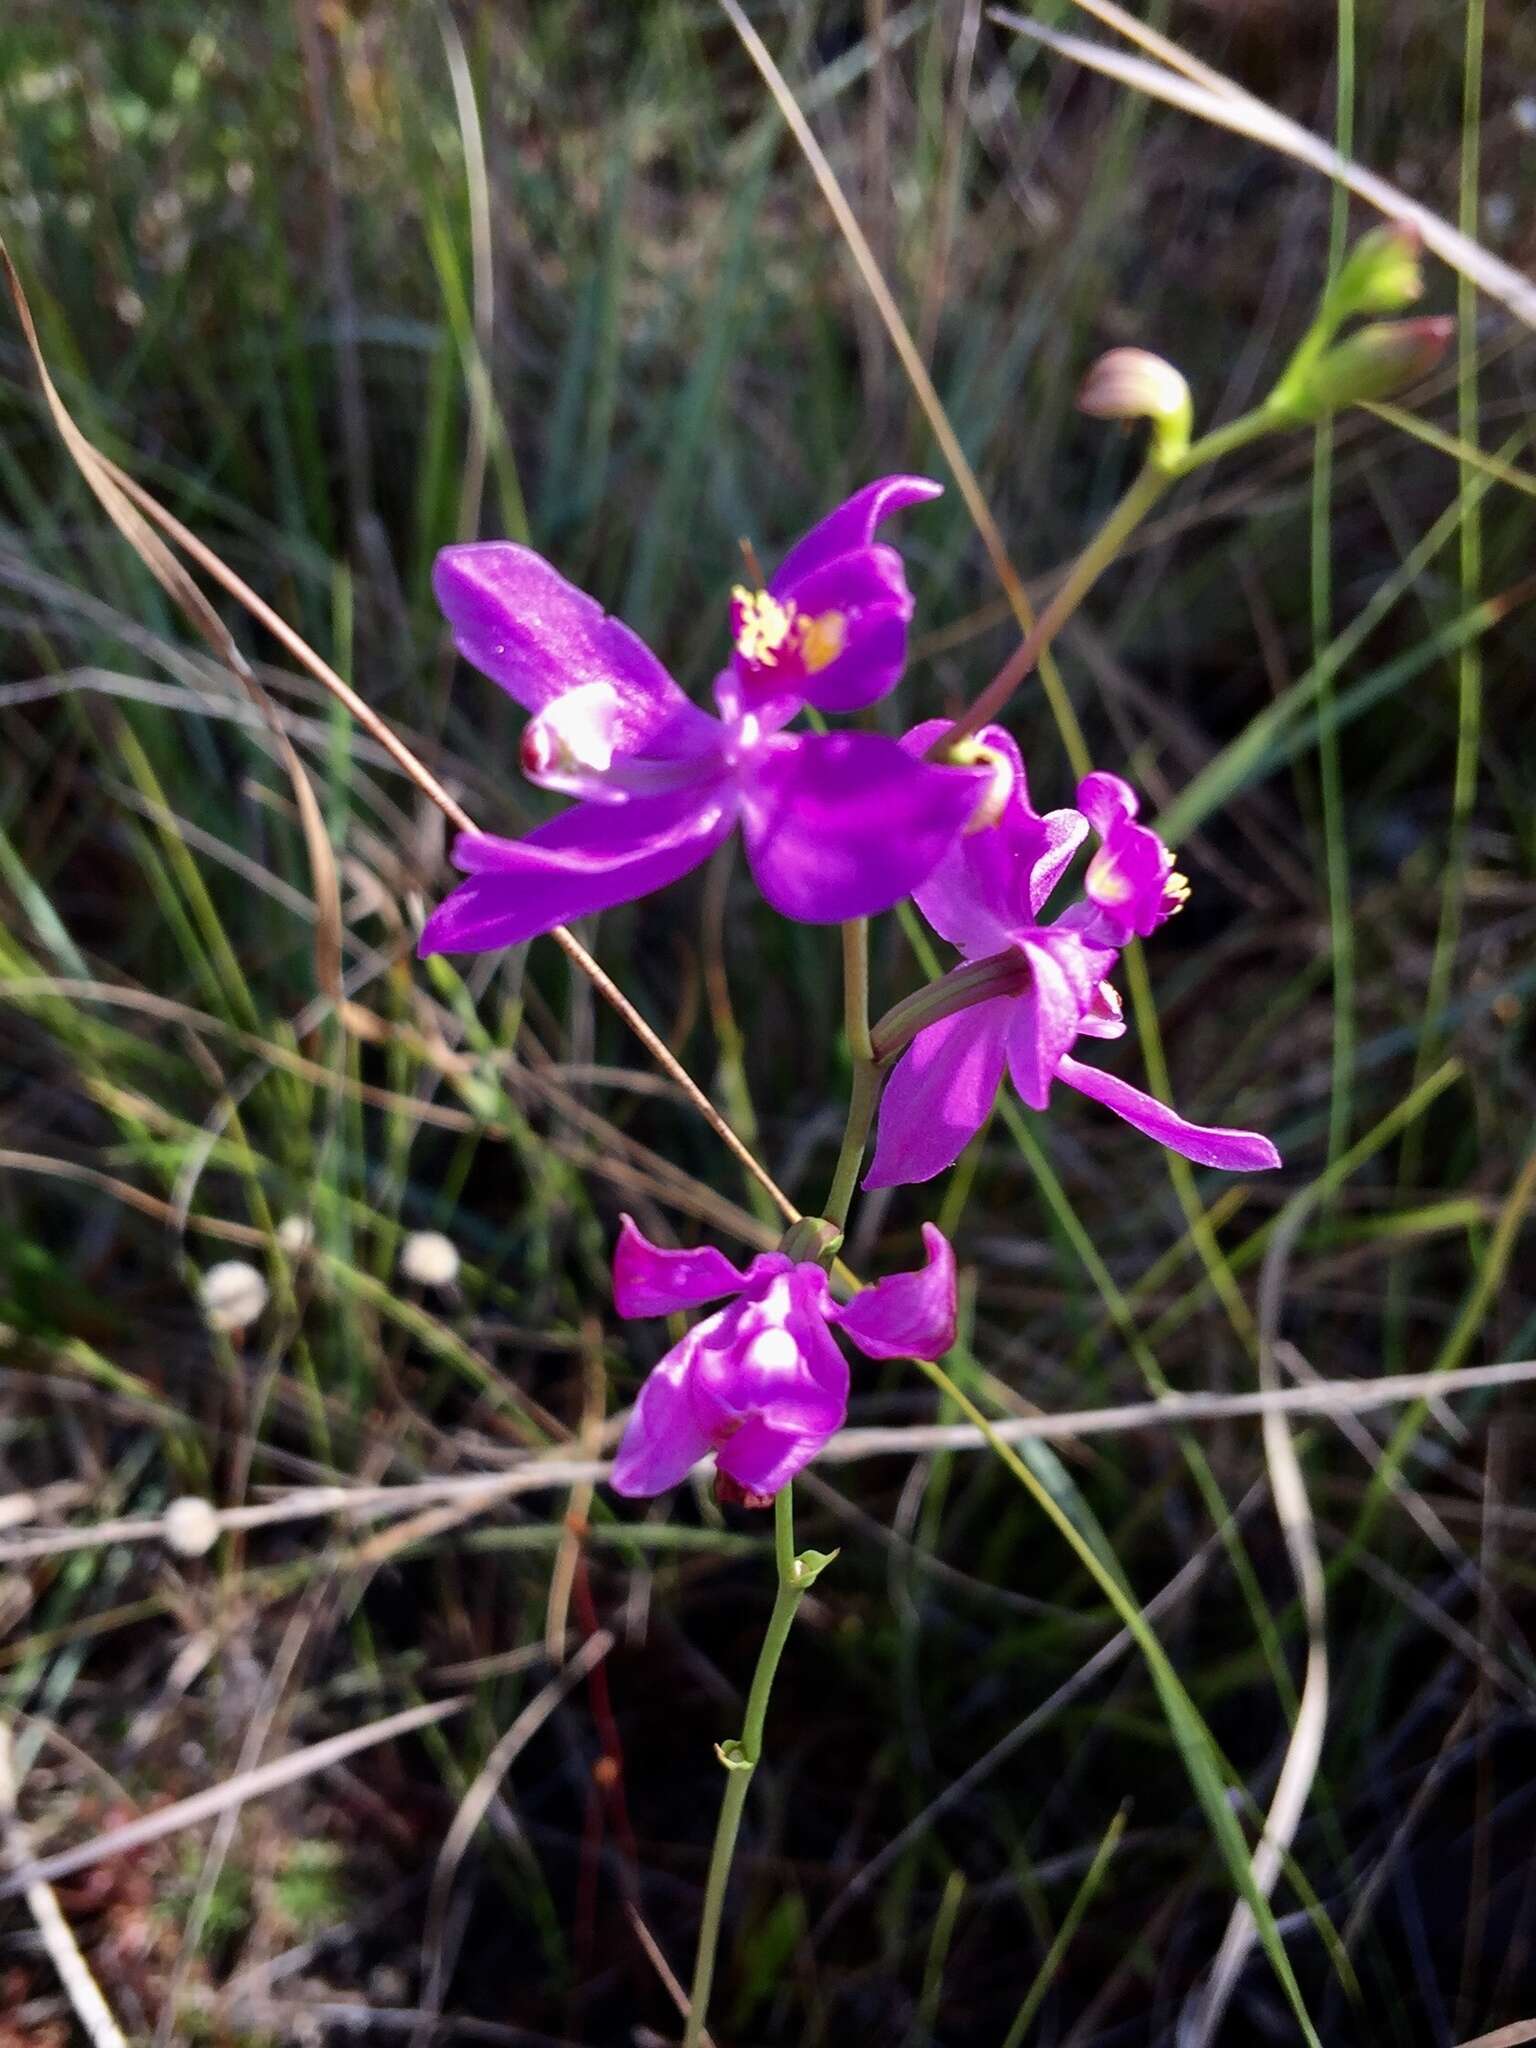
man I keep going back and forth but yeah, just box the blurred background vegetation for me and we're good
[2,2,1535,2042]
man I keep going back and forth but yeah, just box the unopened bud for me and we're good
[1328,222,1425,320]
[1284,316,1453,418]
[779,1216,844,1268]
[1078,348,1193,467]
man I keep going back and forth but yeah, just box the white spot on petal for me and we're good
[746,1326,800,1373]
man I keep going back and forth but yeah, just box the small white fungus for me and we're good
[399,1231,461,1289]
[276,1214,314,1253]
[199,1259,269,1333]
[1513,96,1536,137]
[163,1496,220,1558]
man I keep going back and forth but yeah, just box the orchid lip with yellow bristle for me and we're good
[732,584,847,677]
[731,583,797,667]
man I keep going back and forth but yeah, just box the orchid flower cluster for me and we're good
[420,473,1281,1501]
[410,219,1456,2046]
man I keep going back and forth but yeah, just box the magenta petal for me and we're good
[610,1336,715,1496]
[769,475,943,592]
[1005,933,1099,1110]
[863,999,1012,1189]
[612,1215,764,1319]
[714,1411,842,1498]
[688,1268,850,1496]
[418,785,736,954]
[832,1224,957,1361]
[1076,771,1139,835]
[687,1268,845,1419]
[434,544,719,759]
[772,546,912,714]
[738,732,987,923]
[1055,1054,1282,1170]
[906,720,1089,952]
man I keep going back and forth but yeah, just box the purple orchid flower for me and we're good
[417,480,989,954]
[864,722,1281,1188]
[609,1215,957,1503]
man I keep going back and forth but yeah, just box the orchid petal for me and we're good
[612,1215,766,1319]
[609,1334,715,1496]
[771,545,912,713]
[832,1224,957,1361]
[769,474,943,592]
[1075,771,1140,835]
[434,544,718,760]
[863,999,1012,1189]
[688,1269,850,1496]
[738,732,987,924]
[906,720,1088,951]
[1005,933,1101,1110]
[418,785,735,955]
[714,1411,844,1498]
[1056,1054,1282,1170]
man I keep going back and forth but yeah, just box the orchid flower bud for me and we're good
[1326,221,1425,321]
[1077,348,1193,469]
[778,1215,844,1267]
[1279,316,1453,420]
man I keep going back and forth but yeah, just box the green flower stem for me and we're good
[935,455,1170,756]
[932,396,1290,760]
[823,918,880,1232]
[683,1484,808,2048]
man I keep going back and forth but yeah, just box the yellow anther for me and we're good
[1164,866,1192,914]
[798,609,847,674]
[732,584,796,667]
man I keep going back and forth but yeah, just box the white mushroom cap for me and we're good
[199,1260,269,1333]
[399,1230,461,1288]
[163,1496,220,1558]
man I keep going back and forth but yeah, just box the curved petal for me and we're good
[714,1410,842,1499]
[1076,771,1139,837]
[418,785,736,955]
[905,720,1088,952]
[1056,1054,1283,1170]
[832,1223,957,1361]
[685,1269,850,1497]
[612,1215,770,1320]
[769,475,943,592]
[687,1269,847,1420]
[1005,932,1101,1110]
[863,999,1012,1189]
[773,546,913,714]
[434,544,719,760]
[609,1336,715,1497]
[1076,770,1178,938]
[738,732,987,923]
